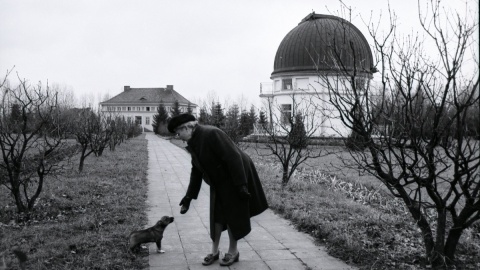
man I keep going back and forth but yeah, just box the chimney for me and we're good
[124,86,131,92]
[166,85,173,90]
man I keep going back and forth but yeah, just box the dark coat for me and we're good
[185,125,268,240]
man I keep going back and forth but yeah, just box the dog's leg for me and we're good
[155,238,164,253]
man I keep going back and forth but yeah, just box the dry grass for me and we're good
[0,135,149,270]
[247,147,480,269]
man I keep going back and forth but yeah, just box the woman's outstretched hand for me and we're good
[179,196,192,214]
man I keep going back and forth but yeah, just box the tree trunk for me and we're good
[79,145,87,172]
[444,226,463,265]
[97,146,105,156]
[282,165,289,187]
[28,168,45,210]
[12,185,26,213]
[405,201,437,266]
[431,208,447,267]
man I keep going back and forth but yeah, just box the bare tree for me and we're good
[0,74,77,213]
[71,108,100,172]
[313,1,479,267]
[259,93,324,186]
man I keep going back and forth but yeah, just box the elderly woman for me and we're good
[168,113,268,266]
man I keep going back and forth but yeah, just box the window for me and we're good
[274,80,281,92]
[296,78,309,90]
[146,117,150,125]
[128,107,131,111]
[282,79,292,90]
[137,107,141,111]
[122,107,126,111]
[281,104,292,124]
[135,116,142,125]
[146,107,150,111]
[117,107,121,111]
[127,116,132,123]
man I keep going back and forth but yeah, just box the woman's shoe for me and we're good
[220,252,239,266]
[202,252,220,266]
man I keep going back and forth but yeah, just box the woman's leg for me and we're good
[211,223,223,255]
[226,226,238,255]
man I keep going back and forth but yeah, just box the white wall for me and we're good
[100,104,198,132]
[261,74,354,137]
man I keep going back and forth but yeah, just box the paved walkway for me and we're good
[145,133,355,270]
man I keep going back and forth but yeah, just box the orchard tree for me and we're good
[0,74,77,213]
[313,1,479,267]
[259,93,323,186]
[71,108,99,172]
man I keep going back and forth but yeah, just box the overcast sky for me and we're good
[0,0,477,108]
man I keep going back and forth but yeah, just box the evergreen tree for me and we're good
[9,103,22,133]
[210,102,225,128]
[239,110,251,136]
[258,110,268,133]
[224,104,241,141]
[248,105,257,134]
[198,106,210,125]
[170,100,181,116]
[288,113,308,149]
[152,100,169,135]
[258,110,268,125]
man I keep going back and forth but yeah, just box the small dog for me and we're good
[128,216,174,256]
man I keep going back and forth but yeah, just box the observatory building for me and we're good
[260,12,376,137]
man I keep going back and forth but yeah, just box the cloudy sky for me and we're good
[0,0,477,107]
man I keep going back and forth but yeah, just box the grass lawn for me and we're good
[247,147,480,269]
[0,135,149,270]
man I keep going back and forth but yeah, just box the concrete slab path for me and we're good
[145,133,355,270]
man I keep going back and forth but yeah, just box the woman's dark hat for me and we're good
[168,113,196,133]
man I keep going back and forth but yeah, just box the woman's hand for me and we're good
[179,196,192,214]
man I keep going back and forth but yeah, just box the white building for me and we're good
[260,13,376,137]
[100,85,197,132]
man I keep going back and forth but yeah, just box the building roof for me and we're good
[272,13,375,76]
[100,86,196,106]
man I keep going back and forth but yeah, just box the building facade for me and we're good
[260,13,376,137]
[99,85,197,132]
